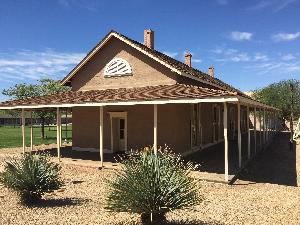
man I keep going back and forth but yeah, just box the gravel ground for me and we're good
[0,133,299,225]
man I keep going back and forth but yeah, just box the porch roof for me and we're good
[0,83,277,110]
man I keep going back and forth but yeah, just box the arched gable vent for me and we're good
[104,58,132,77]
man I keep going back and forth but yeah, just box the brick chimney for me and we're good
[144,29,154,49]
[208,66,215,77]
[185,53,192,67]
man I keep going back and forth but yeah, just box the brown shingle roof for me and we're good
[115,31,244,94]
[0,84,236,108]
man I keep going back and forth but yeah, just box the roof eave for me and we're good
[0,96,239,110]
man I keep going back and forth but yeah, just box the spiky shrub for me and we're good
[106,148,201,224]
[0,153,62,205]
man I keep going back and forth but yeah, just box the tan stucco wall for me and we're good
[71,37,180,91]
[72,104,191,153]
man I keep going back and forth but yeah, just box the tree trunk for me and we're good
[41,117,45,139]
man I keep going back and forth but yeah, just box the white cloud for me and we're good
[229,31,253,41]
[272,32,300,42]
[246,61,300,75]
[210,45,300,75]
[210,46,251,62]
[210,46,238,55]
[0,50,84,82]
[286,65,300,72]
[254,53,269,61]
[281,54,296,61]
[248,0,299,12]
[192,59,202,63]
[231,53,250,62]
[162,51,178,58]
[57,0,100,11]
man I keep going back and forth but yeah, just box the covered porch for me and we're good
[0,84,280,182]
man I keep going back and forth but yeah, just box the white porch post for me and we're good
[247,105,250,160]
[153,104,158,155]
[274,112,276,135]
[56,108,61,161]
[60,115,62,147]
[30,111,33,151]
[254,107,257,154]
[100,106,104,167]
[259,108,262,149]
[223,102,229,182]
[275,112,279,134]
[266,111,269,141]
[237,103,242,168]
[263,108,266,145]
[21,109,25,154]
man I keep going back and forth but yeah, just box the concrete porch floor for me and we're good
[32,129,279,182]
[186,130,275,182]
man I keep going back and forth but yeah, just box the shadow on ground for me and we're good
[28,197,90,208]
[33,146,120,163]
[165,221,223,225]
[238,132,297,186]
[117,221,223,225]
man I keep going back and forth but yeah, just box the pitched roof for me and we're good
[61,30,247,98]
[0,84,237,108]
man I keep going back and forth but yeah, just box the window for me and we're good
[212,104,221,142]
[191,104,198,147]
[104,58,132,77]
[119,118,125,140]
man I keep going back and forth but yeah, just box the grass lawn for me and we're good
[0,125,72,148]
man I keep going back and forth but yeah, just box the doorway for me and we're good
[109,112,127,152]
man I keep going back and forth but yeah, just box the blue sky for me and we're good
[0,0,300,101]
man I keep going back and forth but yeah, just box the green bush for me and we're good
[106,147,201,224]
[0,153,63,205]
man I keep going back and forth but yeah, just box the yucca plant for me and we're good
[106,147,201,224]
[0,153,63,205]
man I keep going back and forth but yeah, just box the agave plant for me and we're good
[0,153,63,205]
[106,147,201,224]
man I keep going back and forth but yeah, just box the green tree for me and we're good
[252,79,300,120]
[2,79,70,138]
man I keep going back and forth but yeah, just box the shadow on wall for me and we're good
[238,132,297,187]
